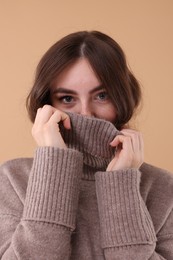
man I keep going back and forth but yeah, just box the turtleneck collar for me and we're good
[59,113,121,179]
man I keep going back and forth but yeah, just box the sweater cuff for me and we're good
[95,169,157,248]
[23,147,83,230]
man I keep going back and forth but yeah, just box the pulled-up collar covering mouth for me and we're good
[59,113,121,171]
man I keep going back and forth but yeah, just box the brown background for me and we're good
[0,0,173,172]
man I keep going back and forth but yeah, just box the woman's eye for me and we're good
[59,96,74,103]
[96,92,109,101]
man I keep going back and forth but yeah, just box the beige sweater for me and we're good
[0,113,173,259]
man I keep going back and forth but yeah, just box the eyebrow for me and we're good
[52,85,105,95]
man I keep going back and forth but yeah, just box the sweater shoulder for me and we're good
[0,158,33,210]
[140,162,173,190]
[0,157,33,180]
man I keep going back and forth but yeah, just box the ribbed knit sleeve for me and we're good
[0,147,83,260]
[23,147,82,230]
[95,169,158,259]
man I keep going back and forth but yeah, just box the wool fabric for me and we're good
[0,113,173,259]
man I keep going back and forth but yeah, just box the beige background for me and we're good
[0,0,173,172]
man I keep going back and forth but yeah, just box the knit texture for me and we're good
[95,169,156,248]
[23,147,83,230]
[0,113,173,259]
[59,112,120,173]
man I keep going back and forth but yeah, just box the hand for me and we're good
[32,105,71,148]
[107,129,144,171]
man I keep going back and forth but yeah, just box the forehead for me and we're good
[52,58,101,90]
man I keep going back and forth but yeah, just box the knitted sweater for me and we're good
[0,113,173,260]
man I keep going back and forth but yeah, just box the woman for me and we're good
[0,31,172,259]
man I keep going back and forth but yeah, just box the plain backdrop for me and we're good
[0,0,173,172]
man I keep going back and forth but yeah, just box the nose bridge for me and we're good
[80,99,93,116]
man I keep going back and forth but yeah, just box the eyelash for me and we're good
[96,92,109,101]
[57,91,109,104]
[58,96,74,103]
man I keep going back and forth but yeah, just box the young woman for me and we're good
[0,31,172,259]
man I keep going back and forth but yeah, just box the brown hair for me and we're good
[26,31,141,129]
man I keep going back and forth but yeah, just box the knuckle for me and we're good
[43,104,50,108]
[37,107,41,113]
[42,104,52,111]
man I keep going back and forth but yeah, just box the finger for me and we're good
[61,113,71,129]
[34,105,71,129]
[49,110,71,129]
[120,129,144,163]
[35,105,56,125]
[120,129,142,152]
[110,135,133,154]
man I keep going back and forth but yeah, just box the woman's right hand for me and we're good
[32,105,71,148]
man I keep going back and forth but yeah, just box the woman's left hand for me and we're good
[107,129,144,171]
